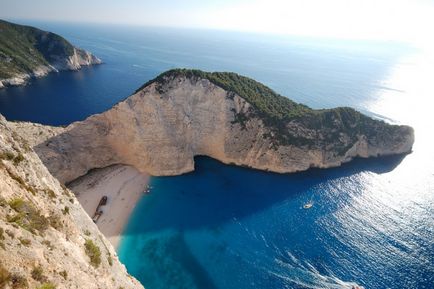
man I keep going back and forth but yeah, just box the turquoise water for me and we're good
[119,154,433,289]
[1,21,433,289]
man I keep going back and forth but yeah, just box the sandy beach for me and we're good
[68,165,149,249]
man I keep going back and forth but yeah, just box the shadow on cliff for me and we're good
[121,153,407,235]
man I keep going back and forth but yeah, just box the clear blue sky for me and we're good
[2,0,434,46]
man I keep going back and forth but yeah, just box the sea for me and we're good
[0,21,433,289]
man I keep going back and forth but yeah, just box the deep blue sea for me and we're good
[1,21,433,289]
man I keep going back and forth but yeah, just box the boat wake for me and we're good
[268,251,364,289]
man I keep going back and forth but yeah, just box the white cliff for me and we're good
[0,115,143,289]
[31,70,414,184]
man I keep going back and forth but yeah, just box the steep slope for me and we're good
[0,20,101,88]
[0,115,143,289]
[34,69,414,183]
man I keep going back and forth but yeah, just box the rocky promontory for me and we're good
[32,69,414,183]
[0,115,143,289]
[0,20,101,88]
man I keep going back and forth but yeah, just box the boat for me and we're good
[98,196,108,207]
[92,196,108,223]
[92,210,103,223]
[145,185,151,194]
[303,202,313,209]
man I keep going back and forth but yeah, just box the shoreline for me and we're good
[68,164,149,249]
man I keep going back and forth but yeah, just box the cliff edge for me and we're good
[0,115,143,288]
[33,69,414,183]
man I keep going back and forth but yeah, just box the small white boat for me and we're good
[144,185,152,194]
[303,202,313,209]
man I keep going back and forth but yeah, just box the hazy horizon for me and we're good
[2,0,434,49]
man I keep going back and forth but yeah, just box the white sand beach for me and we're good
[68,165,149,249]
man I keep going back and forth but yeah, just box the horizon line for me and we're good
[0,17,412,47]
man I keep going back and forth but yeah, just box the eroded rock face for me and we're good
[0,48,101,88]
[0,115,143,289]
[32,74,414,183]
[50,47,102,71]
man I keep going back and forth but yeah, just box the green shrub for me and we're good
[59,270,67,280]
[10,273,27,289]
[84,239,101,268]
[41,240,53,250]
[13,153,24,165]
[0,151,14,160]
[48,215,63,231]
[18,238,31,247]
[8,198,25,211]
[6,199,49,234]
[37,282,56,289]
[31,266,45,282]
[8,172,25,186]
[44,189,56,199]
[62,206,69,215]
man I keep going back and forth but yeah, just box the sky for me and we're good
[1,0,434,47]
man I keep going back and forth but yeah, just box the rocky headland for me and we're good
[30,69,414,184]
[0,20,101,88]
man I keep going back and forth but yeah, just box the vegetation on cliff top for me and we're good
[137,68,312,120]
[0,19,75,79]
[139,69,400,149]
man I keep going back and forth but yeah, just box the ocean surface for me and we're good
[1,21,433,289]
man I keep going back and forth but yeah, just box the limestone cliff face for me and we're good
[0,115,143,289]
[33,72,414,183]
[49,47,102,71]
[0,47,101,88]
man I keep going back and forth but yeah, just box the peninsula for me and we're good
[0,20,101,88]
[33,69,415,184]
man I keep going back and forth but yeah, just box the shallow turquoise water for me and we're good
[0,21,432,289]
[119,154,433,289]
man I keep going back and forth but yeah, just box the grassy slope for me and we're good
[139,69,396,149]
[0,20,75,79]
